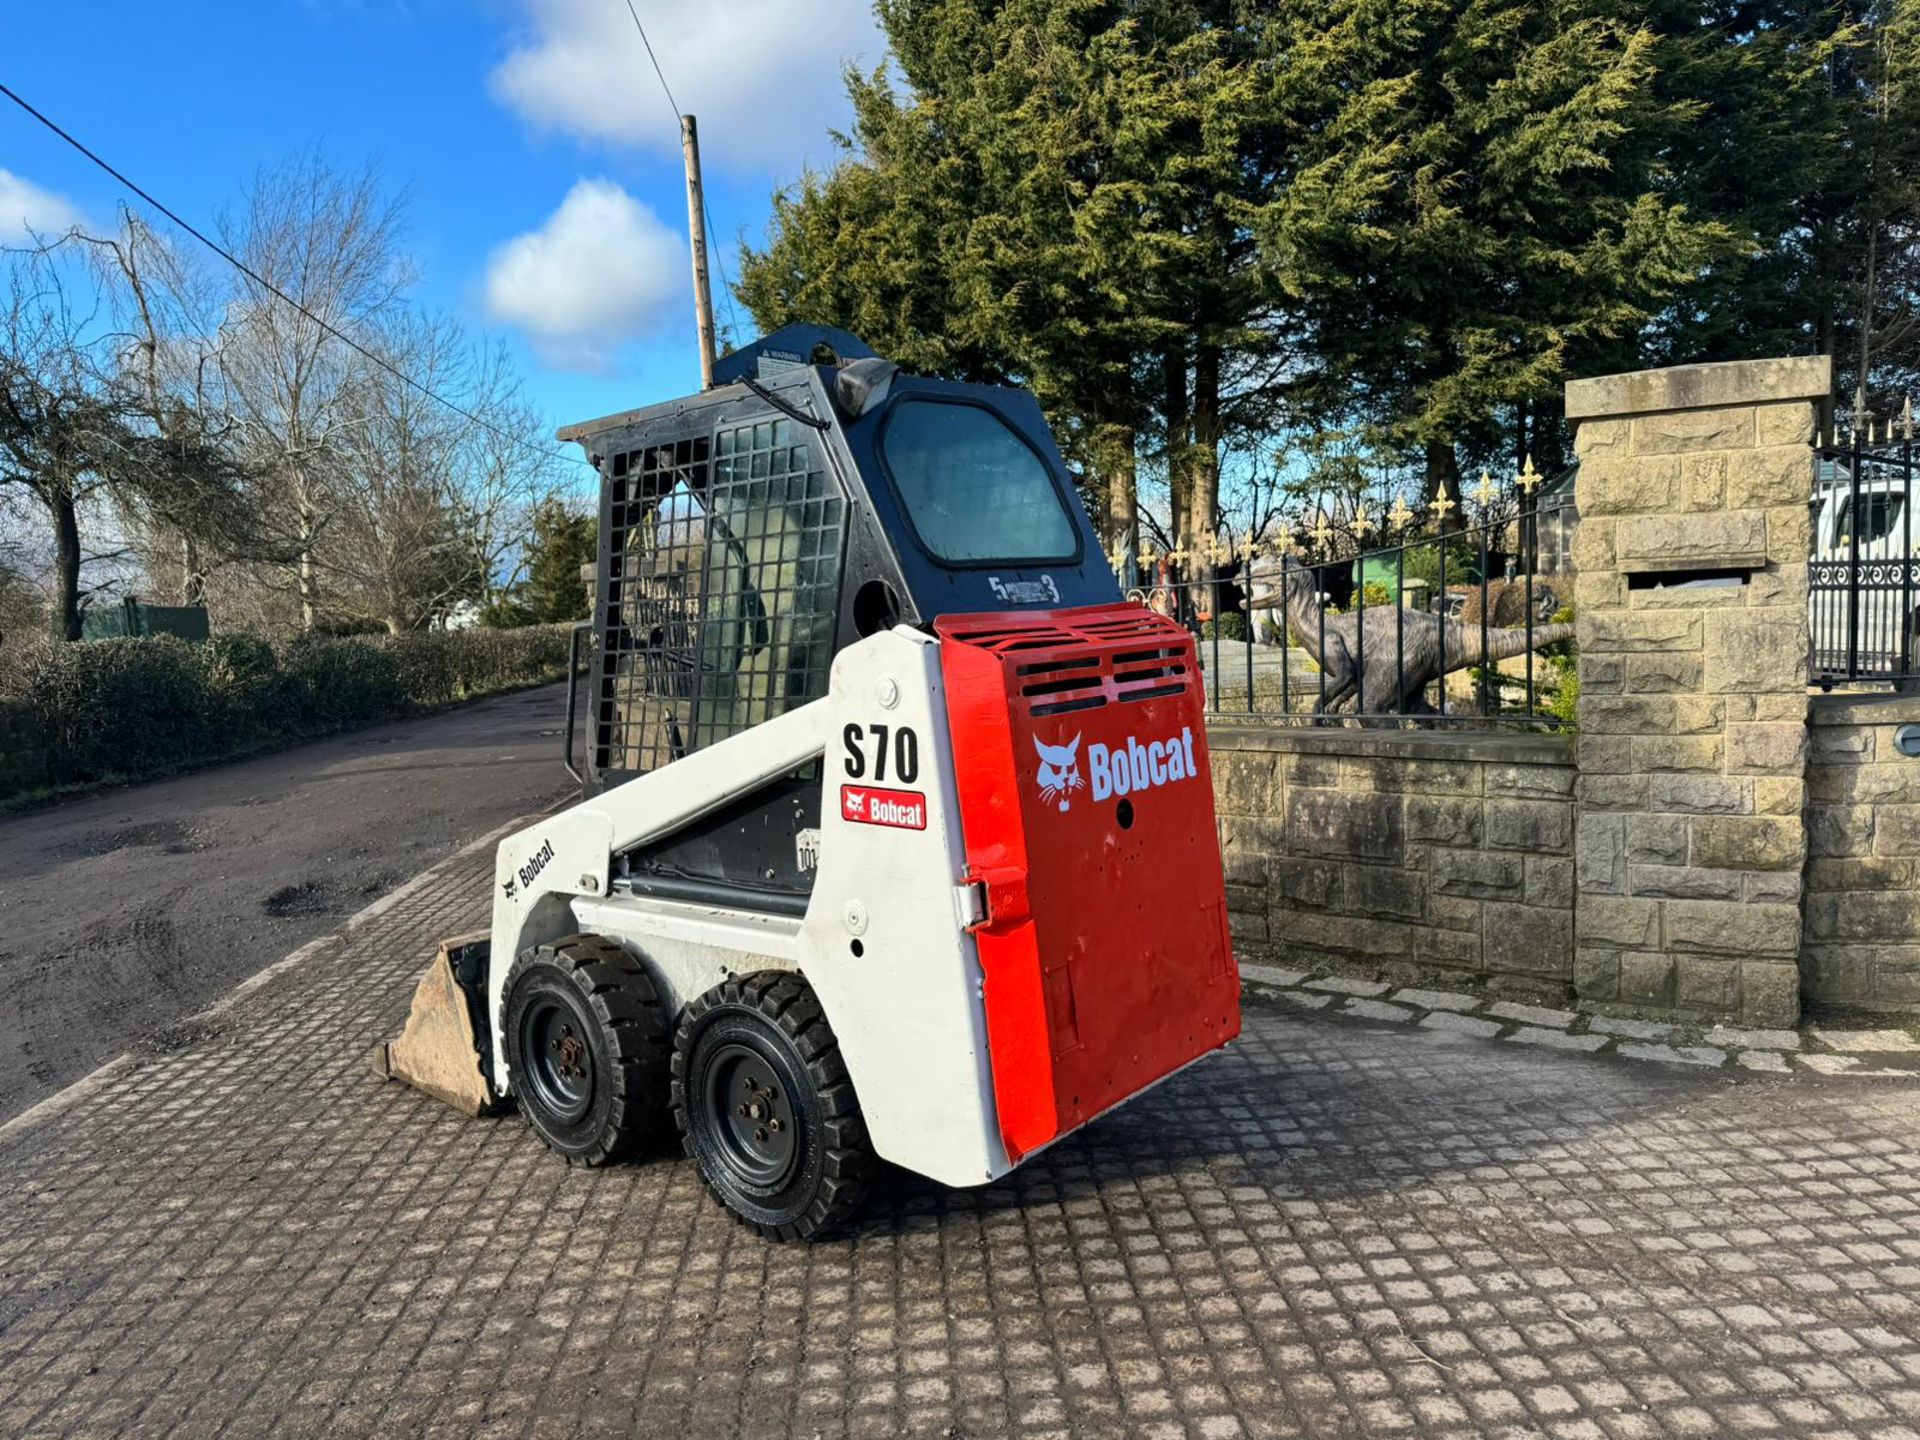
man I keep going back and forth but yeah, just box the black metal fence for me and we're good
[1810,426,1918,688]
[1128,503,1573,726]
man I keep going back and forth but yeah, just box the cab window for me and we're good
[880,400,1078,563]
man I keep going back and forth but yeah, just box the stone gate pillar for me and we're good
[1564,356,1829,1027]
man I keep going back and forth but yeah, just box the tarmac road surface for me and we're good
[0,682,580,1124]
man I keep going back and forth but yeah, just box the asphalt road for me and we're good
[0,682,581,1123]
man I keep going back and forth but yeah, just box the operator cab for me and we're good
[558,324,1120,912]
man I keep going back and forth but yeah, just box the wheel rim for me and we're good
[518,994,594,1124]
[702,1041,798,1188]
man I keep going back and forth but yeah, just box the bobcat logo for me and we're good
[1032,733,1083,812]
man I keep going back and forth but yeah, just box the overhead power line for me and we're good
[0,79,589,470]
[624,0,684,116]
[618,0,746,343]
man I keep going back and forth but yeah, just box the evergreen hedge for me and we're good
[0,624,573,802]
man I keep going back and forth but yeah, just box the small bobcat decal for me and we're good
[1033,733,1084,812]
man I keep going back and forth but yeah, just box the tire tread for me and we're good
[503,933,670,1167]
[670,970,875,1241]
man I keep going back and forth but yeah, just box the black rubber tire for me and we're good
[671,972,875,1241]
[502,934,670,1166]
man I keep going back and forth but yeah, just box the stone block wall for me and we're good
[1565,356,1828,1027]
[1209,721,1576,995]
[1803,695,1920,1010]
[1208,354,1920,1027]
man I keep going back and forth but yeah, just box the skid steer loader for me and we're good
[374,323,1240,1239]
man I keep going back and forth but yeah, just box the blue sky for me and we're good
[1,0,885,484]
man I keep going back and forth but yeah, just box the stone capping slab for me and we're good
[1589,1015,1679,1041]
[1507,1027,1607,1053]
[1813,1028,1920,1054]
[1395,987,1480,1013]
[1205,717,1573,768]
[1810,693,1920,727]
[1800,1053,1859,1074]
[1489,1001,1577,1029]
[1706,1026,1800,1051]
[1304,975,1392,998]
[1237,961,1920,1077]
[1240,964,1308,989]
[1565,354,1832,420]
[1618,1042,1728,1068]
[1422,1011,1501,1038]
[1342,998,1414,1023]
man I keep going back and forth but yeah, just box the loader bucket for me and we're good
[370,933,498,1116]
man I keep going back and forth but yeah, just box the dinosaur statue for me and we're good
[1450,576,1563,629]
[1251,558,1575,715]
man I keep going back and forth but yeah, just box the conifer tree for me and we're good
[1252,0,1740,497]
[739,0,1916,539]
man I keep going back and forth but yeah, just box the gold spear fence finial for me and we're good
[1350,506,1374,540]
[1387,495,1414,530]
[1516,454,1542,494]
[1430,489,1457,521]
[1471,469,1497,508]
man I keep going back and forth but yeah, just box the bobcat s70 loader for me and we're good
[375,325,1241,1239]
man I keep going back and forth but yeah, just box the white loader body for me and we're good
[373,328,1240,1238]
[487,626,1015,1188]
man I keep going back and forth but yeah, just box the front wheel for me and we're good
[502,935,669,1166]
[671,973,875,1241]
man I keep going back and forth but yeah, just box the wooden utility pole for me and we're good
[681,114,717,388]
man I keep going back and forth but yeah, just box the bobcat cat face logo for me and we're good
[1033,733,1083,812]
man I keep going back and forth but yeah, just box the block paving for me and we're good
[4,855,1920,1437]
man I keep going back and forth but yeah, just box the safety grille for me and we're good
[594,414,846,780]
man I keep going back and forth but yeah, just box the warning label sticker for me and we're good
[840,784,928,831]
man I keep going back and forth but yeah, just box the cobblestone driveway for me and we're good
[4,849,1920,1439]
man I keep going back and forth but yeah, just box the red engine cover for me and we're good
[935,602,1240,1163]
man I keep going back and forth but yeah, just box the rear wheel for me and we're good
[503,934,669,1166]
[672,972,875,1240]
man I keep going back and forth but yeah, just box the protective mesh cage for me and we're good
[595,415,846,779]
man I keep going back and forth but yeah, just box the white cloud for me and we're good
[491,0,883,172]
[0,170,82,243]
[485,178,686,373]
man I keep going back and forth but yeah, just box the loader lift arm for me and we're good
[376,700,831,1118]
